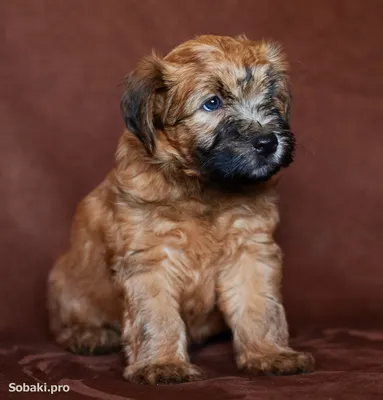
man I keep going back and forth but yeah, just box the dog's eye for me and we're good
[202,96,222,112]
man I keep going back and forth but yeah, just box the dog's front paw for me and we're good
[124,361,205,385]
[240,351,315,376]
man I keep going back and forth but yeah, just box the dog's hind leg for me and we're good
[47,248,123,355]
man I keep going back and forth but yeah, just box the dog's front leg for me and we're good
[217,241,315,375]
[121,270,204,385]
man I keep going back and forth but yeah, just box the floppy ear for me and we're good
[272,75,292,124]
[280,83,292,123]
[236,37,293,123]
[120,54,165,154]
[262,41,292,123]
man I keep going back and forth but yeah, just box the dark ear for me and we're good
[120,55,165,154]
[263,41,292,123]
[281,84,292,123]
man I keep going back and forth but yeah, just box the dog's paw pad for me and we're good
[241,351,315,376]
[124,362,205,385]
[58,325,121,356]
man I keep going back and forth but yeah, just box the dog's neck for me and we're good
[113,132,278,206]
[113,133,201,202]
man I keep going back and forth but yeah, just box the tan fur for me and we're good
[47,35,314,385]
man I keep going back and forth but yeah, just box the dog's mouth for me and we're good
[196,130,295,188]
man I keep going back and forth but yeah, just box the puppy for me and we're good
[47,35,314,384]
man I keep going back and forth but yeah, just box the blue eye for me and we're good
[202,96,222,112]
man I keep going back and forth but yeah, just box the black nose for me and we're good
[252,133,278,156]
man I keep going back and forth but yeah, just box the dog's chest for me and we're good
[123,195,276,312]
[149,203,224,309]
[164,220,219,315]
[153,203,265,311]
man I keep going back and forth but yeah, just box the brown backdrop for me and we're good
[1,0,382,343]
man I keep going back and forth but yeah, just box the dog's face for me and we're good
[121,35,295,187]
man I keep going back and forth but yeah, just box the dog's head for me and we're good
[121,35,295,187]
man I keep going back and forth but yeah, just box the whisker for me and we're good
[294,138,315,157]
